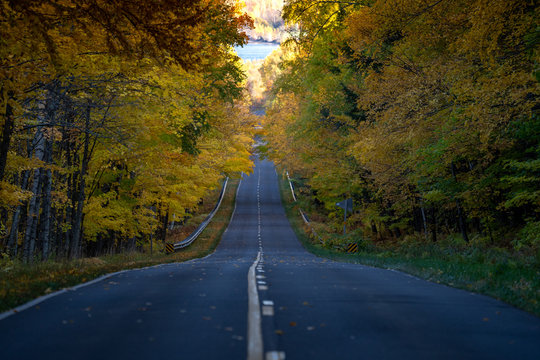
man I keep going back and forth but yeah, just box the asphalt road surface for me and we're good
[1,158,539,360]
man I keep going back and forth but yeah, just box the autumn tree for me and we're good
[265,0,539,247]
[0,0,255,261]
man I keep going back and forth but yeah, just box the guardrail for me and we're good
[287,172,360,251]
[286,171,297,201]
[169,177,229,252]
[286,171,323,244]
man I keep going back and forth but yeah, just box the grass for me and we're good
[278,172,540,317]
[0,178,240,313]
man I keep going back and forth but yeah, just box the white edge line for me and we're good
[0,289,68,321]
[0,268,124,321]
[0,256,214,322]
[1,177,240,321]
[1,175,242,321]
[247,251,263,360]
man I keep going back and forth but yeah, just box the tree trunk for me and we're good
[70,106,91,259]
[7,170,30,255]
[0,90,15,181]
[23,125,46,263]
[451,162,469,243]
[161,208,169,242]
[50,205,59,259]
[128,237,136,252]
[431,206,437,242]
[22,168,42,263]
[39,86,58,260]
[420,203,428,241]
[40,163,52,260]
[64,175,73,257]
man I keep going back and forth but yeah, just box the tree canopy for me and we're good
[0,0,256,261]
[265,0,539,250]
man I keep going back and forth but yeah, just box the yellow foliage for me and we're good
[0,181,32,208]
[0,0,256,258]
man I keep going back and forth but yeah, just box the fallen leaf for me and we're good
[289,321,297,327]
[275,330,284,335]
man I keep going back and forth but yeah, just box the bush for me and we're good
[513,221,540,253]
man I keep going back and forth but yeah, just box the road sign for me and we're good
[347,243,358,253]
[336,198,353,235]
[165,243,174,254]
[336,198,353,213]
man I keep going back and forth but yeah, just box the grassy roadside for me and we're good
[278,173,540,317]
[0,178,240,313]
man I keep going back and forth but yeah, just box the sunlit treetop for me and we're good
[2,0,253,70]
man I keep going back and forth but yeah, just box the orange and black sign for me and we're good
[346,243,358,253]
[165,243,175,254]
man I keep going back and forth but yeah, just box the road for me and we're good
[1,158,539,359]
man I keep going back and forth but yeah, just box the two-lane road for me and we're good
[1,158,539,359]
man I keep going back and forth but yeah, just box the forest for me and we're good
[264,0,539,256]
[0,0,256,262]
[1,0,538,268]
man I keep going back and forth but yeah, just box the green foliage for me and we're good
[279,167,540,316]
[514,221,540,253]
[500,115,540,212]
[266,0,540,247]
